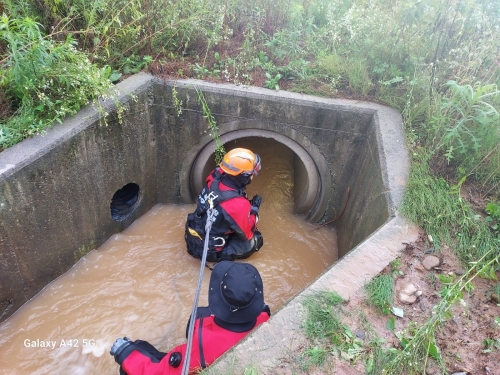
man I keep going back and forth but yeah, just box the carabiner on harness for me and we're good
[212,237,225,247]
[207,191,218,208]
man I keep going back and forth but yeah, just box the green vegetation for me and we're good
[364,274,394,315]
[302,291,344,341]
[380,249,499,375]
[0,14,113,148]
[196,88,225,164]
[301,291,398,374]
[1,0,500,373]
[401,152,500,265]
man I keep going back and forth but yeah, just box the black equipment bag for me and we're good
[185,213,222,262]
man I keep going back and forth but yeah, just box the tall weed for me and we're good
[0,15,112,149]
[430,81,500,163]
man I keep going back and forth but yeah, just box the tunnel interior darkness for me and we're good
[196,136,308,214]
[110,182,141,221]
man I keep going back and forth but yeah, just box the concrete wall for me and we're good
[0,73,409,322]
[0,75,157,321]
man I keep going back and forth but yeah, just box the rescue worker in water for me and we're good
[184,148,264,263]
[110,261,271,374]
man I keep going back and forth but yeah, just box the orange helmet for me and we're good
[219,148,261,176]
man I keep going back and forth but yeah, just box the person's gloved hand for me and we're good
[110,337,135,365]
[251,195,263,208]
[250,195,262,216]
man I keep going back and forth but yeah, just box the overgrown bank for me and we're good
[1,0,500,373]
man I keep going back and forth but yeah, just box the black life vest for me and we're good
[185,169,245,262]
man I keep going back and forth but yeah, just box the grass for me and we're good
[300,291,383,372]
[302,291,345,341]
[297,248,500,375]
[364,274,394,315]
[299,346,329,372]
[401,151,500,266]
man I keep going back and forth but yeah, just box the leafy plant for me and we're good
[482,338,500,353]
[264,72,282,90]
[195,88,225,164]
[485,202,500,233]
[430,81,500,165]
[0,15,113,149]
[119,54,153,75]
[193,63,220,79]
[389,258,402,275]
[193,63,210,78]
[172,86,183,117]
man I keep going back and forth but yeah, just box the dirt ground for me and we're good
[271,231,500,375]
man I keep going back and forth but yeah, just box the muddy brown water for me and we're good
[0,140,337,374]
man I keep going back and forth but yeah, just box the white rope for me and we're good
[181,200,216,375]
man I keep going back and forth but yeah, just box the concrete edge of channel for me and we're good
[204,215,421,374]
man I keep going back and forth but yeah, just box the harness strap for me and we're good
[198,317,206,368]
[196,170,245,216]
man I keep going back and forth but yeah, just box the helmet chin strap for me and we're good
[222,173,252,189]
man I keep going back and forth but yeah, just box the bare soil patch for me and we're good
[272,232,500,375]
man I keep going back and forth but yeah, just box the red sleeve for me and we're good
[220,197,257,240]
[121,312,270,375]
[122,350,172,375]
[122,344,191,375]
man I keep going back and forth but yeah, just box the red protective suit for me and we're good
[185,168,263,262]
[121,311,270,375]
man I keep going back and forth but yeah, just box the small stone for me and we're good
[414,264,425,272]
[428,234,434,243]
[422,255,440,270]
[420,303,426,312]
[426,365,440,375]
[391,307,404,318]
[396,280,419,304]
[355,330,365,340]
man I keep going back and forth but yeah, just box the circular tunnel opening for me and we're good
[110,182,141,221]
[186,132,329,222]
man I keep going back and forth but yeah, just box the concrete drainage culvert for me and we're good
[0,72,418,370]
